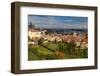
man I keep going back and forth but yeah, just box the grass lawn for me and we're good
[42,42,58,50]
[28,41,88,61]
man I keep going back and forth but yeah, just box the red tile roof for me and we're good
[28,28,40,32]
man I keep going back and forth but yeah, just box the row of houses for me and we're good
[41,33,88,49]
[28,27,88,49]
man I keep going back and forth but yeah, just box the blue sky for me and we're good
[28,15,88,29]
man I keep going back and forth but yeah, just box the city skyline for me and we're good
[28,15,88,29]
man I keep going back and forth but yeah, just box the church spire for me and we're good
[29,21,35,28]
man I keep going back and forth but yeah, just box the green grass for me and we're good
[28,42,88,61]
[28,44,60,60]
[42,42,58,50]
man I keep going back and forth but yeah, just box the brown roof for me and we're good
[28,28,41,32]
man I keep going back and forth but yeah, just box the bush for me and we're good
[81,48,88,58]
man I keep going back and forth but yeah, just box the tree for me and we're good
[38,38,43,45]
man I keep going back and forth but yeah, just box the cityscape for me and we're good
[28,15,88,61]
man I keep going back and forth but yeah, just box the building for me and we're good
[28,28,42,40]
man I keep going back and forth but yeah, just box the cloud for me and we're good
[28,15,88,29]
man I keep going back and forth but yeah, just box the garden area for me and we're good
[28,41,88,61]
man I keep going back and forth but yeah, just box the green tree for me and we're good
[38,38,43,45]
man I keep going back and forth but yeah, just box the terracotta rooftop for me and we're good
[28,28,41,32]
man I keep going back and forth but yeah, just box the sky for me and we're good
[28,15,88,29]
